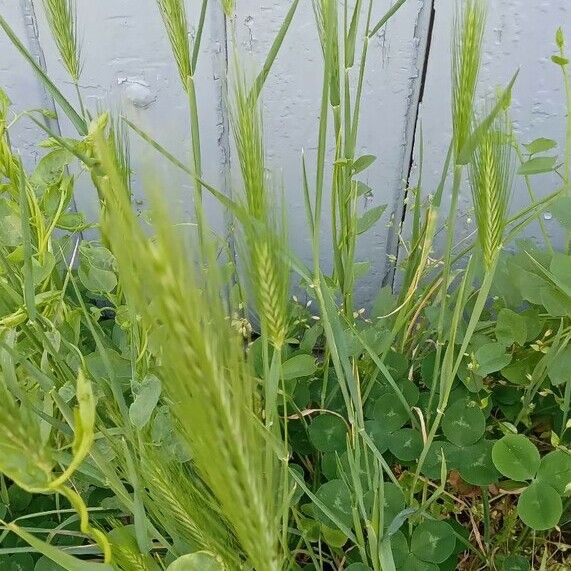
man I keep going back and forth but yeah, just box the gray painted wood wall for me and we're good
[1,0,568,300]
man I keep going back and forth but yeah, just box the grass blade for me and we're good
[17,160,36,321]
[248,0,301,103]
[0,15,86,135]
[191,0,209,72]
[368,0,407,37]
[458,70,519,165]
[2,523,113,571]
[123,117,246,218]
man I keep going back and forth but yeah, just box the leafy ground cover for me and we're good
[0,0,570,569]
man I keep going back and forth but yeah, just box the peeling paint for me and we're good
[118,77,156,109]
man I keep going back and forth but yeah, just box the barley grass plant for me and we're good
[91,117,283,570]
[423,0,489,427]
[231,70,288,351]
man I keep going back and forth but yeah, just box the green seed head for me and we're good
[42,0,81,82]
[452,0,487,162]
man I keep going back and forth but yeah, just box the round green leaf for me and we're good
[517,481,562,531]
[353,154,377,174]
[442,399,486,446]
[314,479,353,530]
[320,524,348,548]
[382,483,405,529]
[475,342,512,376]
[388,428,423,461]
[524,137,557,155]
[518,155,557,175]
[7,485,32,512]
[364,420,391,453]
[78,243,117,293]
[308,415,347,453]
[282,354,318,380]
[321,452,339,480]
[288,420,313,455]
[390,530,409,568]
[0,199,22,246]
[357,204,386,235]
[384,352,410,380]
[536,450,571,494]
[31,149,70,188]
[495,308,527,346]
[492,435,540,481]
[34,556,65,571]
[397,553,438,571]
[499,554,530,571]
[421,440,453,480]
[372,397,409,432]
[439,554,460,571]
[167,552,224,571]
[0,553,35,570]
[345,564,371,571]
[493,386,520,405]
[298,517,320,542]
[451,440,500,486]
[129,374,162,429]
[547,346,571,386]
[502,353,540,385]
[411,520,456,564]
[363,482,405,532]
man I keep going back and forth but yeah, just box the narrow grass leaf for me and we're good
[368,0,407,37]
[249,0,301,104]
[18,161,36,321]
[0,16,86,134]
[4,523,113,570]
